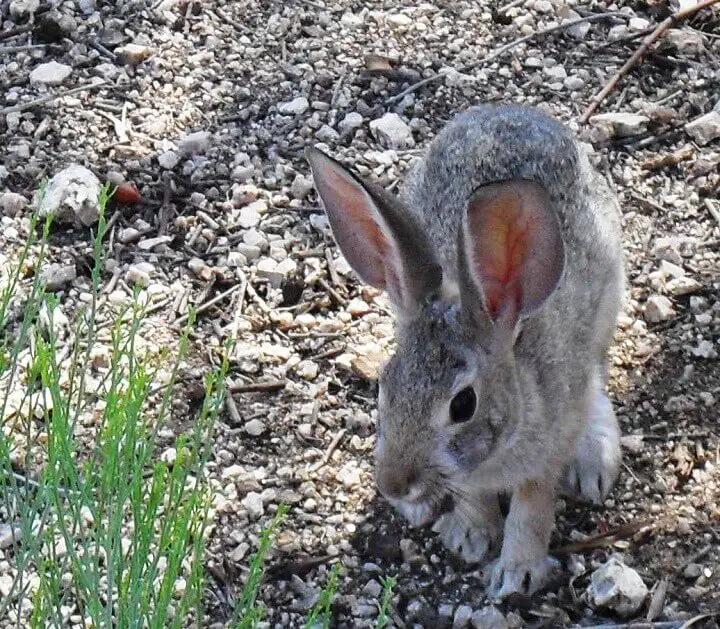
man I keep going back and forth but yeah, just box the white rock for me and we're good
[237,244,261,261]
[564,75,584,90]
[544,65,567,80]
[178,131,212,156]
[665,29,706,55]
[9,0,39,18]
[589,113,650,138]
[278,97,309,115]
[693,340,716,359]
[685,111,720,146]
[387,13,412,26]
[471,606,508,629]
[227,251,248,267]
[562,9,590,38]
[339,112,364,134]
[347,297,370,316]
[340,12,363,27]
[0,192,28,216]
[238,206,261,229]
[158,150,181,170]
[608,24,629,41]
[645,295,675,323]
[0,524,23,549]
[297,360,318,381]
[666,276,701,296]
[256,257,282,286]
[369,113,413,150]
[315,124,340,143]
[337,465,362,489]
[534,0,554,13]
[241,492,264,518]
[38,164,101,226]
[628,17,650,30]
[276,257,297,277]
[126,264,151,286]
[188,257,213,281]
[290,174,313,200]
[115,43,152,65]
[587,558,648,618]
[524,56,543,68]
[138,236,173,252]
[453,605,473,629]
[40,264,77,291]
[245,419,266,436]
[30,61,72,86]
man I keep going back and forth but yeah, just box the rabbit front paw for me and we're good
[489,553,559,599]
[562,391,621,504]
[432,504,501,563]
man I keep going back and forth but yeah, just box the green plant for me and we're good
[232,503,289,628]
[0,187,227,628]
[374,575,397,629]
[304,562,341,629]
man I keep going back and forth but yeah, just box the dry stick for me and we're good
[385,12,627,105]
[1,80,109,116]
[228,380,286,394]
[173,283,242,327]
[309,428,348,472]
[0,44,47,54]
[580,0,720,123]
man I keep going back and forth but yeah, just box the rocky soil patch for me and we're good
[1,0,719,627]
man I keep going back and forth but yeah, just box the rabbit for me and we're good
[306,104,624,599]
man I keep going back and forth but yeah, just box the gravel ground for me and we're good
[1,0,719,627]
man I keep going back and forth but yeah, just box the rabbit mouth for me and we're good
[391,493,455,528]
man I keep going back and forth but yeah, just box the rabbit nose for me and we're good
[376,467,420,501]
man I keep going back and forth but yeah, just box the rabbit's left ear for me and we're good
[307,147,442,313]
[460,180,565,332]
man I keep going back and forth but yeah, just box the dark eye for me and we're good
[450,387,476,423]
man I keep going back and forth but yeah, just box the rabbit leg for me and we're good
[431,492,503,563]
[562,389,621,504]
[490,479,559,599]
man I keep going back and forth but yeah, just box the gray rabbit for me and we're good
[307,104,624,599]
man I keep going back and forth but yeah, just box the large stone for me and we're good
[685,111,720,146]
[278,97,309,115]
[587,558,648,618]
[37,164,102,226]
[645,295,675,323]
[30,61,72,86]
[590,113,649,138]
[369,113,414,149]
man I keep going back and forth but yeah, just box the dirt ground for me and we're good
[1,0,719,627]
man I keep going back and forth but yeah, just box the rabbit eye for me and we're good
[450,387,476,423]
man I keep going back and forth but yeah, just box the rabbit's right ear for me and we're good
[307,147,442,313]
[460,180,565,337]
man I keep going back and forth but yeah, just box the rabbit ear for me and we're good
[461,180,565,333]
[307,147,442,312]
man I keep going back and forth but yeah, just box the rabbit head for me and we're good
[307,147,565,528]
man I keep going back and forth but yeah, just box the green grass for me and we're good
[0,188,225,628]
[0,187,395,628]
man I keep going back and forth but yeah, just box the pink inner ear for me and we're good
[311,156,391,291]
[465,181,564,323]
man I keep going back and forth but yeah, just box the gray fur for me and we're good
[309,104,624,599]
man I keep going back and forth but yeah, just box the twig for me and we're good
[308,428,347,472]
[580,0,720,123]
[225,390,242,425]
[228,380,286,394]
[497,0,524,13]
[675,544,712,574]
[0,24,33,42]
[1,80,109,116]
[551,519,653,556]
[173,283,242,327]
[0,44,46,54]
[705,199,720,226]
[386,12,627,105]
[586,623,684,629]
